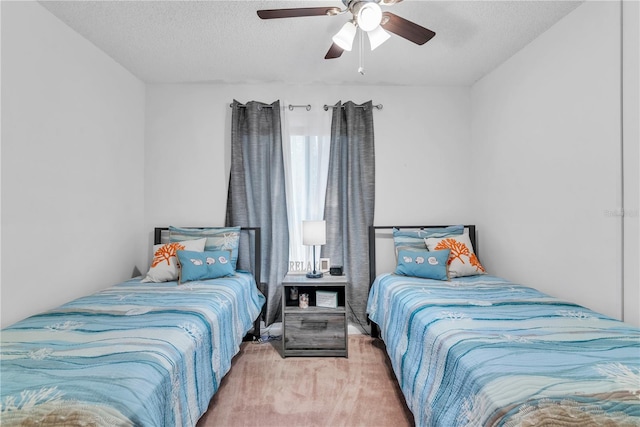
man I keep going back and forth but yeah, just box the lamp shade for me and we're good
[332,21,357,51]
[356,2,382,32]
[367,25,391,50]
[302,220,326,246]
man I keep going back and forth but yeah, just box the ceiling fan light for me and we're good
[367,25,391,50]
[357,3,383,32]
[332,21,357,51]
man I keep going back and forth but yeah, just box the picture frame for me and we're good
[316,290,338,308]
[319,258,330,272]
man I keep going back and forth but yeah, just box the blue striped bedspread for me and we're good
[1,272,264,426]
[367,273,640,426]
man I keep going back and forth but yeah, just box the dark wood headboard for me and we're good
[154,226,263,340]
[368,225,477,289]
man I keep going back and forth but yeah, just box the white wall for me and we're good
[144,84,472,269]
[622,0,640,328]
[0,2,146,327]
[471,1,639,325]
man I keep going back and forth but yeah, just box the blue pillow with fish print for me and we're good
[395,249,450,281]
[177,250,235,284]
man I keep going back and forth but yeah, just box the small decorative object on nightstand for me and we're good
[281,273,348,358]
[319,258,330,273]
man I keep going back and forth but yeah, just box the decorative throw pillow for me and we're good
[393,225,464,256]
[169,226,241,269]
[424,229,486,278]
[396,249,450,280]
[141,238,206,283]
[177,250,235,283]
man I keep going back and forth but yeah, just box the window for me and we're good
[282,109,331,273]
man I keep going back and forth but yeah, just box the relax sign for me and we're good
[288,259,329,273]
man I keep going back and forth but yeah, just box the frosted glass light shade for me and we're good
[332,22,357,51]
[367,25,391,50]
[302,220,326,246]
[357,2,382,32]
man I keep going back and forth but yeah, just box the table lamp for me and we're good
[303,220,326,279]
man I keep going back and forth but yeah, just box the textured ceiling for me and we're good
[39,0,583,86]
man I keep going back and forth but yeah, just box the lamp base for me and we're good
[306,271,324,279]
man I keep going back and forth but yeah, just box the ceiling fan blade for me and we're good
[325,43,344,59]
[381,12,435,45]
[257,7,340,19]
[379,0,403,5]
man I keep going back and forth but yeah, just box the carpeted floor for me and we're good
[197,335,414,427]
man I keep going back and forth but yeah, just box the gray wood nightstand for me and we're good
[281,273,348,358]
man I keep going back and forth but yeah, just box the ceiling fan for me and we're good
[257,0,436,60]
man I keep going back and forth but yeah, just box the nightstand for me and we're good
[281,273,348,357]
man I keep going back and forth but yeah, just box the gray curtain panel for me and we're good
[226,100,289,326]
[323,100,375,329]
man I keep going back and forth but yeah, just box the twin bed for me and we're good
[1,226,264,426]
[367,225,640,426]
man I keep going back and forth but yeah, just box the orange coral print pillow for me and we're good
[151,242,186,267]
[141,238,206,283]
[425,230,486,278]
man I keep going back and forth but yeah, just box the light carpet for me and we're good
[197,335,414,427]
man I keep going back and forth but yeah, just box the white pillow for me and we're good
[141,238,206,283]
[424,229,486,278]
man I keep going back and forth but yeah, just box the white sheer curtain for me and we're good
[282,106,331,273]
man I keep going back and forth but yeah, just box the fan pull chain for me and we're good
[358,29,365,75]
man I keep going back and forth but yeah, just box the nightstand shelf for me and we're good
[282,274,348,358]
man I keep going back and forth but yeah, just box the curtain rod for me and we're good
[323,104,383,111]
[230,103,383,111]
[231,103,274,109]
[230,103,310,110]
